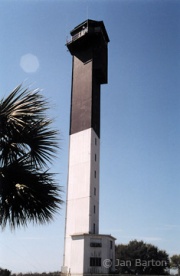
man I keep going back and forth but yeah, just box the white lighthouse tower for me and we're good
[62,19,115,276]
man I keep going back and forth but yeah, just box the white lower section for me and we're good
[62,128,116,274]
[65,128,100,238]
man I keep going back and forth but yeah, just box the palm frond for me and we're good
[0,84,59,166]
[0,84,63,230]
[0,85,48,136]
[0,162,63,230]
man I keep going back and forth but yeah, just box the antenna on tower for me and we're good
[86,4,89,19]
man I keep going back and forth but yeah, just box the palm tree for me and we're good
[0,84,63,230]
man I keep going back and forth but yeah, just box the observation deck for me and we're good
[66,19,109,55]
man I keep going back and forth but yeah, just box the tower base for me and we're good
[61,234,116,275]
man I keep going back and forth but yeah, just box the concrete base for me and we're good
[62,233,116,276]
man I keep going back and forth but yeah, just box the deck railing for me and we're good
[67,28,88,44]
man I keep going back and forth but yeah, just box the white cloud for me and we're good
[116,235,162,243]
[155,224,180,231]
[137,236,162,242]
[18,236,45,240]
[20,53,39,73]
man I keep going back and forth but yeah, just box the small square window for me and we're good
[90,257,101,267]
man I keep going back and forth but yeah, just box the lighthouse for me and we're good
[62,19,115,275]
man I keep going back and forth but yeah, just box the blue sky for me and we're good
[0,0,180,273]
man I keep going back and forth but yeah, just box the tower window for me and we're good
[90,242,102,247]
[94,205,96,214]
[110,240,113,249]
[95,154,97,161]
[93,223,95,234]
[90,257,101,267]
[94,170,96,178]
[95,137,97,145]
[94,187,96,196]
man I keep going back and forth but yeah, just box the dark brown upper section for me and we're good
[67,20,109,137]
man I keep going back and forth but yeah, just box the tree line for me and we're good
[115,240,180,275]
[0,269,60,276]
